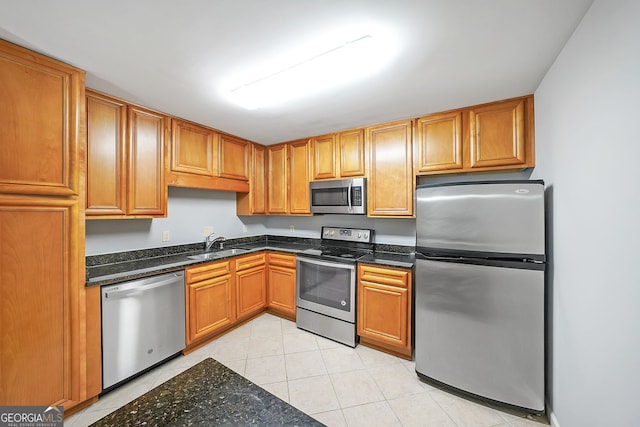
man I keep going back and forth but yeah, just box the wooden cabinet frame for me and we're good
[357,264,412,358]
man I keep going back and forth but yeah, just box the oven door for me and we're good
[296,256,356,323]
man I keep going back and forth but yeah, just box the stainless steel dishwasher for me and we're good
[101,271,185,391]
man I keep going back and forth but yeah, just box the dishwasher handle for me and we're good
[104,275,183,299]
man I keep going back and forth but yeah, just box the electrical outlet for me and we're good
[204,226,214,236]
[162,230,170,242]
[242,224,248,233]
[289,225,295,232]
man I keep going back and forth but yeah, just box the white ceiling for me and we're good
[0,0,592,145]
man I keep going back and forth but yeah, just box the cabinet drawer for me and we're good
[186,260,231,283]
[236,252,266,271]
[267,252,296,268]
[358,264,409,288]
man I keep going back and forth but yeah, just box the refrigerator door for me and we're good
[416,181,545,259]
[414,257,545,411]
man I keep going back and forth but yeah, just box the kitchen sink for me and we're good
[187,248,249,261]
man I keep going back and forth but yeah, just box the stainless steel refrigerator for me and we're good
[414,180,546,413]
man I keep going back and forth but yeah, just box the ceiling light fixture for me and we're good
[227,35,379,110]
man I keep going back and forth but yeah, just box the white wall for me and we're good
[532,1,640,425]
[85,186,416,254]
[86,187,267,255]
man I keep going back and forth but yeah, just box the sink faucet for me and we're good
[205,234,226,251]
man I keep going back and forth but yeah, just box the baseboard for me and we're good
[547,399,560,427]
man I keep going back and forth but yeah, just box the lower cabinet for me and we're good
[357,263,412,358]
[266,252,297,318]
[185,260,235,346]
[184,251,295,349]
[235,253,267,321]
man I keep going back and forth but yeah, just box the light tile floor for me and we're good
[65,313,549,426]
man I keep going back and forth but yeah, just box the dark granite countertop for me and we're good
[358,251,415,269]
[90,357,323,427]
[87,236,415,287]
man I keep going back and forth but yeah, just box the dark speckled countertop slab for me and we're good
[87,235,414,287]
[90,357,323,427]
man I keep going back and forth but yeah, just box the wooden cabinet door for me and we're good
[128,106,167,216]
[468,97,527,169]
[267,144,288,214]
[171,119,218,176]
[357,264,411,357]
[251,144,266,214]
[219,134,250,181]
[366,120,414,217]
[236,265,267,320]
[237,143,266,215]
[86,91,127,215]
[312,134,337,180]
[267,265,296,317]
[415,111,463,173]
[186,274,235,345]
[0,197,83,407]
[289,139,311,215]
[338,129,365,177]
[0,40,84,197]
[267,252,296,317]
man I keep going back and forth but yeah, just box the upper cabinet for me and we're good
[128,105,168,216]
[166,121,249,192]
[237,143,267,215]
[86,92,127,215]
[416,95,534,175]
[415,111,463,173]
[266,143,288,214]
[86,90,168,218]
[366,120,414,217]
[266,140,311,216]
[170,119,218,177]
[219,134,250,181]
[289,139,311,215]
[467,96,532,169]
[0,40,84,197]
[311,129,365,180]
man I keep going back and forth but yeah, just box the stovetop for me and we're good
[300,226,374,263]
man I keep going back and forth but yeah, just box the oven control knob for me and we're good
[357,232,362,238]
[340,300,347,306]
[363,233,369,240]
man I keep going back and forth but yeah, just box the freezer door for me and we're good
[414,258,545,411]
[416,181,545,258]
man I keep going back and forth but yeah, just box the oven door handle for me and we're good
[297,256,355,271]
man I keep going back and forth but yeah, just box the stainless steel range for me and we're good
[296,226,374,347]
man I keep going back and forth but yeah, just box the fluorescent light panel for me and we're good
[228,35,378,110]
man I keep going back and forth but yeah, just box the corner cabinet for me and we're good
[357,264,412,358]
[366,120,414,217]
[416,95,535,175]
[86,90,168,218]
[0,39,97,411]
[237,143,267,215]
[266,252,297,318]
[467,96,533,169]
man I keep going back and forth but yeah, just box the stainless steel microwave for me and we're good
[309,178,367,214]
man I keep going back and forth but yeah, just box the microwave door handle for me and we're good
[347,181,352,211]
